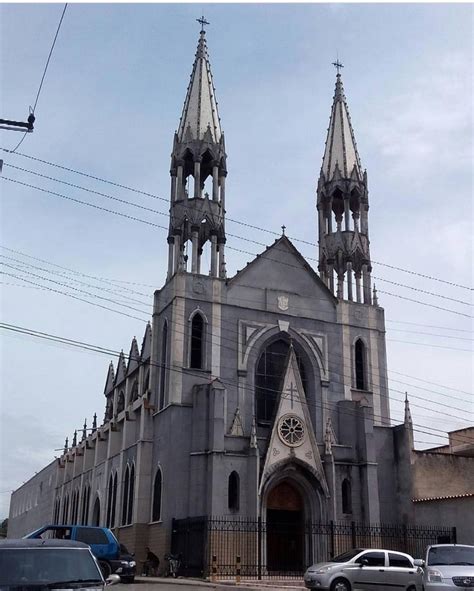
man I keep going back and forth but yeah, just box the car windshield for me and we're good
[428,546,474,566]
[331,549,364,562]
[0,548,102,585]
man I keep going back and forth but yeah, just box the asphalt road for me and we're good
[115,584,237,591]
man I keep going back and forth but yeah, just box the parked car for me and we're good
[25,524,136,582]
[415,543,474,590]
[304,547,422,591]
[0,538,120,588]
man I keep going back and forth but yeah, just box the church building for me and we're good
[9,26,466,575]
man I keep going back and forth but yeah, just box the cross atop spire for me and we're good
[332,59,344,75]
[196,15,209,33]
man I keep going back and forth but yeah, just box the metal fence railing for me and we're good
[171,516,456,579]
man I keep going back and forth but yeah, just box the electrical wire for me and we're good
[9,5,68,154]
[1,321,472,446]
[1,151,472,292]
[5,324,466,434]
[2,174,472,319]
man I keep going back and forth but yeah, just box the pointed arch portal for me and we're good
[266,480,304,572]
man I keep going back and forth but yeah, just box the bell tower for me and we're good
[167,22,227,280]
[317,64,373,303]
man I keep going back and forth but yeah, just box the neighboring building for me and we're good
[8,27,473,571]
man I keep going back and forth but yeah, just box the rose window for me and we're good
[278,415,305,447]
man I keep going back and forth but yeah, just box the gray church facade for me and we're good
[8,28,470,573]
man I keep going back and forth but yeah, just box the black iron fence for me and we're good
[171,516,456,579]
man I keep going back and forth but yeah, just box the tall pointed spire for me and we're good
[167,24,227,281]
[317,66,373,304]
[177,29,222,143]
[321,72,363,181]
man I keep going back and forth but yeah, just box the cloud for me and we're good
[367,52,472,181]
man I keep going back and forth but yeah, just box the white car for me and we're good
[304,547,422,591]
[415,544,474,591]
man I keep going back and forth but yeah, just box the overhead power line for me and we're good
[8,4,68,154]
[2,174,472,320]
[1,150,472,292]
[1,321,472,446]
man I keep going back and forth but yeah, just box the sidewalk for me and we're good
[135,576,305,590]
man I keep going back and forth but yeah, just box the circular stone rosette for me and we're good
[278,414,306,447]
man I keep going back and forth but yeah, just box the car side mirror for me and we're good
[413,559,425,568]
[358,558,369,567]
[106,574,121,586]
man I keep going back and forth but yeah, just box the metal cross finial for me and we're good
[281,225,286,236]
[197,16,210,32]
[332,59,344,75]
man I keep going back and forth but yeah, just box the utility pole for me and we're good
[0,112,35,133]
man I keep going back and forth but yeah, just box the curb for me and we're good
[134,576,304,590]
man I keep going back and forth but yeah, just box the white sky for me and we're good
[0,3,473,519]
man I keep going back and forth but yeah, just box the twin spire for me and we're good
[321,72,363,182]
[168,25,373,303]
[177,29,222,143]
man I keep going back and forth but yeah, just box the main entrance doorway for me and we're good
[266,481,304,572]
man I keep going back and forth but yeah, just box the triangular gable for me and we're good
[259,346,329,497]
[127,337,140,376]
[103,361,115,395]
[228,236,336,302]
[114,350,126,386]
[140,322,152,361]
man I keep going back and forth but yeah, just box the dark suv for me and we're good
[0,538,120,588]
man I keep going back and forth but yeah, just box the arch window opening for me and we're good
[106,473,116,528]
[117,390,125,414]
[131,379,139,402]
[342,478,352,515]
[61,494,69,523]
[152,469,163,522]
[190,313,205,369]
[122,464,135,525]
[92,497,100,527]
[159,322,168,410]
[71,489,79,524]
[228,471,240,512]
[255,339,308,424]
[355,339,367,390]
[81,484,90,525]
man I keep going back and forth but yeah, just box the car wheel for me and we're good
[331,579,352,591]
[98,560,112,578]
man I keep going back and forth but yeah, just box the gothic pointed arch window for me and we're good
[255,339,308,424]
[228,471,240,512]
[190,311,206,369]
[71,489,79,524]
[131,379,139,402]
[342,478,352,514]
[143,368,150,396]
[159,321,168,410]
[117,390,125,414]
[127,464,135,525]
[53,497,61,524]
[106,473,114,528]
[92,497,100,526]
[121,463,135,525]
[152,468,163,522]
[62,493,69,523]
[121,466,130,525]
[355,338,367,390]
[81,483,90,525]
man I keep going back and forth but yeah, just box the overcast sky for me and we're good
[0,2,472,519]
